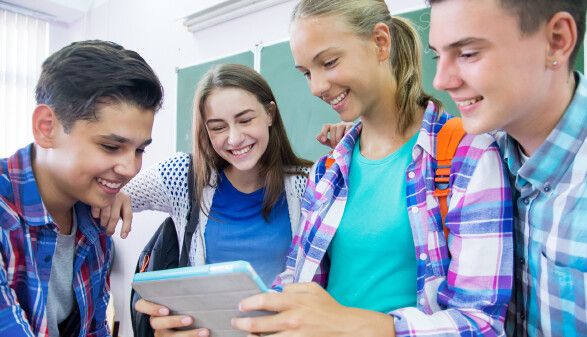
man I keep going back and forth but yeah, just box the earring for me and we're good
[553,60,558,67]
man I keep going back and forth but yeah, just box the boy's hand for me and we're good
[316,122,355,149]
[135,299,210,337]
[91,192,132,239]
[232,282,396,337]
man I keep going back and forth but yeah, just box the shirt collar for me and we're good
[3,143,104,242]
[416,101,447,160]
[505,71,587,191]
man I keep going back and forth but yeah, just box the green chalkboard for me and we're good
[260,41,341,161]
[176,52,254,153]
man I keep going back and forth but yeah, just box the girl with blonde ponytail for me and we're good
[232,1,514,336]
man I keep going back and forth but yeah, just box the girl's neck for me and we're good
[223,166,264,194]
[359,105,424,160]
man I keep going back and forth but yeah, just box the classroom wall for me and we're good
[47,0,427,336]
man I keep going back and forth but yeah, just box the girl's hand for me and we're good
[91,192,133,239]
[316,122,355,149]
[232,282,396,337]
[135,299,210,337]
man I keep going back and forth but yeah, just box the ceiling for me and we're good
[1,0,105,23]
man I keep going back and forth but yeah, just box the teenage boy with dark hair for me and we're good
[0,40,163,336]
[428,0,587,335]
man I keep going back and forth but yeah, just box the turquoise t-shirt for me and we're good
[205,170,292,287]
[326,132,419,313]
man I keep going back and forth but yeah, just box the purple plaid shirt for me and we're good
[0,144,112,337]
[274,102,514,336]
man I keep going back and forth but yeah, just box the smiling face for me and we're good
[429,0,552,135]
[204,87,273,177]
[289,16,390,123]
[44,102,154,209]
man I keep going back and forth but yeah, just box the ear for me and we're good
[32,105,61,148]
[266,101,276,127]
[372,22,392,62]
[545,11,577,70]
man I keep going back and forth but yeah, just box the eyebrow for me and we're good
[429,37,486,52]
[98,134,152,147]
[295,47,339,69]
[206,109,253,124]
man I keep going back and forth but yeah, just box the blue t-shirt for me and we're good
[205,170,292,286]
[326,133,419,313]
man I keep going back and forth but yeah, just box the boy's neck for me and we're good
[510,71,577,157]
[31,145,76,235]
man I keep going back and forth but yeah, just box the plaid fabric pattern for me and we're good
[503,72,587,337]
[0,144,112,337]
[274,102,514,336]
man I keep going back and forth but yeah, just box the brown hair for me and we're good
[291,0,443,134]
[192,63,312,221]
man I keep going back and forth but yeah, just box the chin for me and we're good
[461,118,491,135]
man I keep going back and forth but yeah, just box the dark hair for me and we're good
[427,0,586,71]
[35,40,164,132]
[192,63,312,221]
[291,0,443,135]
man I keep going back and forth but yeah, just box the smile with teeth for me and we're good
[231,145,253,155]
[456,97,483,107]
[97,178,122,189]
[328,91,348,105]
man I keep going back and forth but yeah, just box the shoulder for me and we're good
[157,152,191,180]
[0,148,31,231]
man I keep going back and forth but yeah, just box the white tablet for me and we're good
[131,260,274,337]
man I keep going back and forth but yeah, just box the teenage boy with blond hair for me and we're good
[0,40,163,336]
[428,0,587,335]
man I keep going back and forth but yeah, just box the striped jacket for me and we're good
[274,102,514,336]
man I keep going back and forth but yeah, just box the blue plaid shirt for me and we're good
[0,144,112,337]
[503,72,587,337]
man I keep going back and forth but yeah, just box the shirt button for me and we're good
[520,313,525,320]
[523,198,529,205]
[419,298,426,305]
[44,255,52,263]
[408,172,415,179]
[419,253,427,261]
[411,207,419,214]
[520,258,525,264]
[544,183,551,192]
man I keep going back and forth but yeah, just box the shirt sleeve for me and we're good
[123,153,189,214]
[272,162,329,290]
[392,140,513,336]
[0,240,36,337]
[86,237,112,337]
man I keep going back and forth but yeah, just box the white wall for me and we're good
[47,0,427,336]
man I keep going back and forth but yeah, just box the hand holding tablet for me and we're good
[131,261,275,337]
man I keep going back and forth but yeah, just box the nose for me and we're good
[227,127,244,146]
[308,71,330,98]
[114,151,142,179]
[433,57,462,92]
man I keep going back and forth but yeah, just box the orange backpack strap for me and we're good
[433,117,466,246]
[325,151,335,171]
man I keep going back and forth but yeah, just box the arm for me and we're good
[316,122,355,149]
[392,138,513,336]
[91,153,189,236]
[234,283,397,337]
[0,234,36,337]
[272,161,329,290]
[85,236,113,337]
